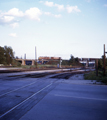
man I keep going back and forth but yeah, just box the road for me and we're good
[0,70,107,120]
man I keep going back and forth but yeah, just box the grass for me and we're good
[37,64,57,68]
[21,65,36,69]
[21,64,72,69]
[21,64,58,69]
[84,70,107,84]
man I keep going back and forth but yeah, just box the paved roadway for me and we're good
[0,70,107,120]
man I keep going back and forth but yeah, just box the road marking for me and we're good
[0,80,39,97]
[54,94,107,101]
[0,83,52,118]
[0,69,83,97]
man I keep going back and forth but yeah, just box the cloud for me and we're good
[10,22,19,28]
[44,12,51,16]
[39,1,43,3]
[41,1,64,11]
[0,3,81,28]
[4,8,24,17]
[0,8,23,26]
[40,1,81,13]
[0,15,15,24]
[44,12,61,18]
[9,33,17,37]
[44,1,54,7]
[55,4,64,11]
[66,5,81,13]
[0,7,42,26]
[54,14,62,18]
[2,16,14,22]
[25,7,42,21]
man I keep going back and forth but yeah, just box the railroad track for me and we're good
[0,78,61,119]
[0,69,91,119]
[0,69,89,97]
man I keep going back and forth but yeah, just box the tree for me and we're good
[69,55,74,64]
[98,59,103,70]
[98,55,107,70]
[75,57,79,63]
[0,46,6,64]
[69,55,80,66]
[4,46,14,65]
[61,60,69,65]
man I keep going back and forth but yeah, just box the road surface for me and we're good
[0,70,107,120]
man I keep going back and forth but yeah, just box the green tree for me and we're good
[98,55,107,70]
[69,55,80,66]
[0,46,6,64]
[4,46,14,65]
[98,59,103,70]
[62,60,69,65]
[69,55,74,65]
[75,57,79,63]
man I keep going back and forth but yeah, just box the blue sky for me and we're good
[0,0,107,59]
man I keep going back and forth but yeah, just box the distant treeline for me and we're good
[62,55,107,69]
[0,46,20,66]
[1,45,106,68]
[62,55,81,66]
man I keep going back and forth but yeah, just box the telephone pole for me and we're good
[35,46,37,68]
[103,44,105,76]
[96,59,98,76]
[103,44,107,76]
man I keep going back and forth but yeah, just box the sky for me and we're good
[0,0,107,60]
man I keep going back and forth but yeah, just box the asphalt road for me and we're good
[0,70,107,120]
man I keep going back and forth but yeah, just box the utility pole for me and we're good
[96,59,98,76]
[103,44,107,76]
[103,44,105,76]
[35,46,37,69]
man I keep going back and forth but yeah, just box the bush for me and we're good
[84,70,107,84]
[12,59,21,67]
